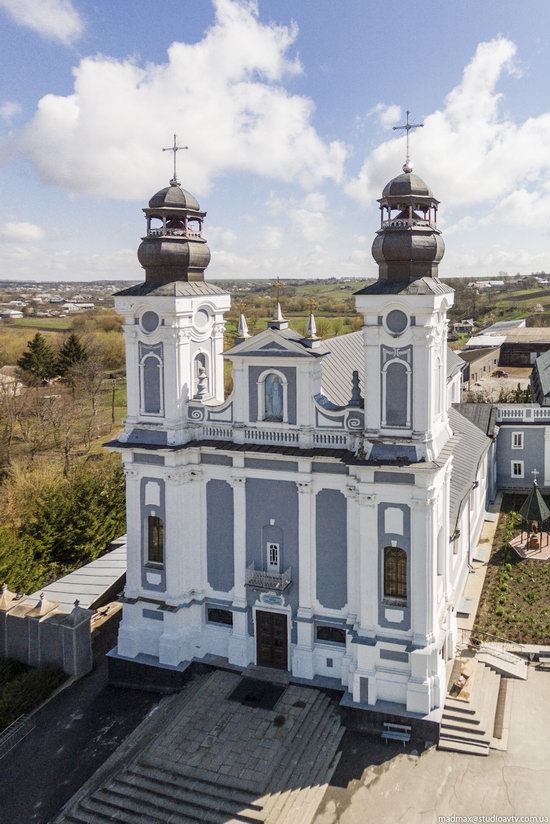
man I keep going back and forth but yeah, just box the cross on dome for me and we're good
[532,468,540,484]
[162,134,189,185]
[392,110,424,173]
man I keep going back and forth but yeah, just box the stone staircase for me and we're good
[57,679,344,824]
[438,660,502,756]
[477,644,528,680]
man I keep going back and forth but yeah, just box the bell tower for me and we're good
[354,120,454,461]
[114,138,230,445]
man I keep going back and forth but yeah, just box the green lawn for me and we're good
[11,317,72,331]
[474,495,550,644]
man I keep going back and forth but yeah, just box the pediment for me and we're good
[224,327,319,358]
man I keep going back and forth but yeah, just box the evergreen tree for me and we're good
[56,333,88,378]
[17,333,56,384]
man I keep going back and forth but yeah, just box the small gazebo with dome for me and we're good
[510,473,550,559]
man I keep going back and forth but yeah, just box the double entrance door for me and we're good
[256,610,288,670]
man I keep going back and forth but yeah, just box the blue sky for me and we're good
[1,0,550,281]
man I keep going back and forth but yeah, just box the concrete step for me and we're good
[121,767,266,823]
[440,717,488,736]
[441,708,481,725]
[142,753,262,798]
[79,794,151,824]
[478,650,528,680]
[437,738,489,756]
[64,808,115,824]
[242,665,290,687]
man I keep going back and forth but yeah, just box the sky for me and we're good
[2,0,550,282]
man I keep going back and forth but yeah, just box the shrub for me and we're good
[0,665,65,731]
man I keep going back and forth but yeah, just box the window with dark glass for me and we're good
[316,625,346,645]
[147,515,164,565]
[264,373,284,421]
[384,546,407,601]
[207,608,233,626]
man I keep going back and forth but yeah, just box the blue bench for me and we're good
[381,722,411,746]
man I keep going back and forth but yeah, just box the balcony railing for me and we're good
[496,405,550,423]
[148,228,203,239]
[245,563,292,592]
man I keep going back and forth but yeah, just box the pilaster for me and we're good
[357,491,378,636]
[123,466,141,599]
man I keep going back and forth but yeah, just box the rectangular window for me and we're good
[207,608,233,626]
[512,432,524,449]
[147,515,164,565]
[511,461,524,478]
[267,542,280,572]
[316,625,346,645]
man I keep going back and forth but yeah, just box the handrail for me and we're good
[458,627,523,655]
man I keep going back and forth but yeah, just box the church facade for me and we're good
[107,160,490,717]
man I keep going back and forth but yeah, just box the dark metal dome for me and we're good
[382,171,433,199]
[148,182,201,212]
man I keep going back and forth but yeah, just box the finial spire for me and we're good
[392,110,423,173]
[268,277,289,330]
[162,133,189,185]
[306,298,318,339]
[237,300,250,341]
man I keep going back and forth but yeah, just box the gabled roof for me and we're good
[533,349,550,397]
[438,406,491,533]
[452,402,497,438]
[224,326,324,359]
[447,348,466,379]
[316,330,363,407]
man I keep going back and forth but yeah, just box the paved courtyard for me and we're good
[315,666,550,824]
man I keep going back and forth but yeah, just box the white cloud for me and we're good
[0,222,46,241]
[207,226,238,248]
[263,226,283,249]
[369,103,401,129]
[346,37,550,209]
[12,0,346,200]
[0,0,83,45]
[0,101,22,122]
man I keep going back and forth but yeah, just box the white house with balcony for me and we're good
[106,163,490,723]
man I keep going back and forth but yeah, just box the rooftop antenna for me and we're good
[392,110,423,173]
[162,133,188,185]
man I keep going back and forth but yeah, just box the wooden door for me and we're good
[256,610,288,670]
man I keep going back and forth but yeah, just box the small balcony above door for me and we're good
[245,563,292,592]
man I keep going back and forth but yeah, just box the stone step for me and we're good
[64,808,115,824]
[121,766,266,823]
[478,651,528,680]
[440,717,488,735]
[441,708,480,725]
[437,737,489,756]
[142,753,262,798]
[79,794,153,824]
[130,761,263,811]
[242,665,290,686]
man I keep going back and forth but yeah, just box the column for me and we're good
[231,475,247,608]
[357,492,378,636]
[123,327,140,420]
[212,321,226,402]
[293,479,315,679]
[410,495,436,647]
[123,467,141,598]
[228,474,250,666]
[164,469,187,606]
[344,484,359,625]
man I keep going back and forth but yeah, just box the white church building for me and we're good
[107,157,490,719]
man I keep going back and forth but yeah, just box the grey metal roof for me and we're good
[317,331,363,406]
[115,280,226,297]
[148,182,200,212]
[447,348,465,379]
[354,277,454,296]
[382,171,433,199]
[438,406,491,533]
[533,349,550,397]
[452,402,497,438]
[26,542,127,613]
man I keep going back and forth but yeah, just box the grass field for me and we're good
[11,317,72,331]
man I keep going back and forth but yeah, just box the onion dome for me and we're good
[371,164,444,282]
[137,180,211,284]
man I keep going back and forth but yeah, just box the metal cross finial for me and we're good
[162,134,188,185]
[532,468,540,483]
[392,110,423,170]
[307,297,317,313]
[274,276,283,301]
[237,299,247,314]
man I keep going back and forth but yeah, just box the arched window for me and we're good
[264,373,284,422]
[194,352,209,396]
[147,516,164,565]
[383,360,410,427]
[141,354,163,415]
[383,546,407,601]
